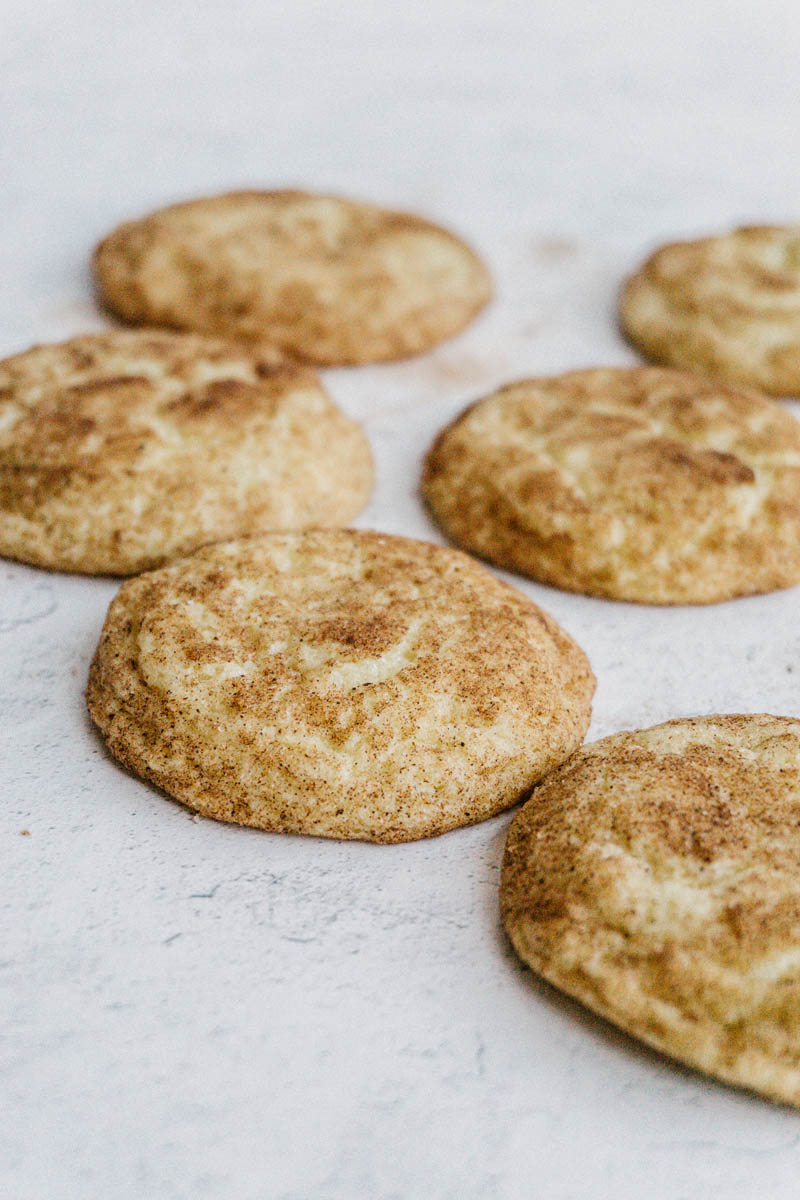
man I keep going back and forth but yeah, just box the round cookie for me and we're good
[93,190,492,365]
[87,530,595,842]
[501,714,800,1107]
[620,225,800,396]
[421,366,800,604]
[0,331,372,575]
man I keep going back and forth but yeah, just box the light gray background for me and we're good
[3,2,800,1197]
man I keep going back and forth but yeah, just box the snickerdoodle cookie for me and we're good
[620,225,800,395]
[501,714,800,1107]
[94,190,491,364]
[87,530,594,842]
[422,366,800,604]
[0,331,372,574]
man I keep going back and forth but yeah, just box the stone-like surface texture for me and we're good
[4,2,800,1197]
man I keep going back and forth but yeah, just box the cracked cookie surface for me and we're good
[87,530,595,842]
[620,225,800,395]
[0,331,372,574]
[422,366,800,603]
[501,714,800,1107]
[94,190,491,365]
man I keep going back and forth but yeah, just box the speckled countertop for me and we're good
[4,3,800,1197]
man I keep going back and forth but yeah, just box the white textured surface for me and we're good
[4,3,800,1197]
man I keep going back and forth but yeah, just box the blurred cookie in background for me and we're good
[621,225,800,396]
[94,190,492,365]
